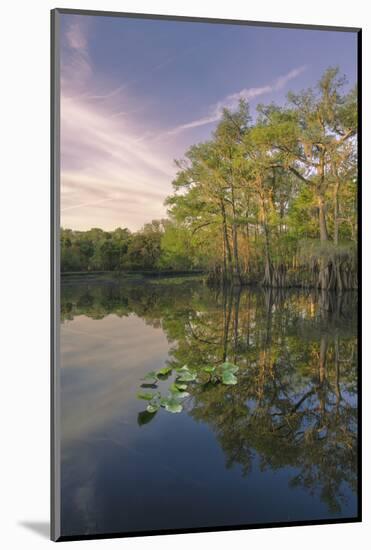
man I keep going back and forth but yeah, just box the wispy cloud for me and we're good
[166,66,307,136]
[60,17,308,231]
[66,21,88,50]
[61,19,177,231]
[61,196,119,213]
[61,18,92,94]
[61,94,176,230]
[69,44,198,104]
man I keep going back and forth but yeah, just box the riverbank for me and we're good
[61,269,205,284]
[60,269,358,292]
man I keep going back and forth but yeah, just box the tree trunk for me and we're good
[318,191,330,290]
[230,181,242,286]
[318,151,329,243]
[334,334,341,408]
[262,219,273,286]
[231,222,241,285]
[221,201,232,281]
[244,197,251,277]
[233,287,241,363]
[333,179,340,246]
[318,334,328,419]
[318,195,329,242]
[222,288,232,361]
[319,334,328,384]
[221,227,227,282]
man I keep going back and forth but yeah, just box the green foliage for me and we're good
[162,398,183,413]
[141,371,158,382]
[137,362,240,417]
[165,67,357,288]
[175,366,197,382]
[137,392,156,401]
[61,221,168,273]
[61,68,357,290]
[298,239,357,265]
[221,371,238,385]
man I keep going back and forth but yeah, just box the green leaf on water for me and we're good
[142,371,158,381]
[156,366,172,377]
[146,403,160,413]
[176,365,192,374]
[166,403,183,413]
[220,362,239,374]
[221,371,238,385]
[169,382,188,393]
[203,366,216,373]
[163,398,183,413]
[173,391,190,399]
[176,370,197,382]
[137,392,155,401]
[138,361,239,418]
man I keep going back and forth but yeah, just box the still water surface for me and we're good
[60,277,358,536]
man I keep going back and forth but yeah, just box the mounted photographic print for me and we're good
[51,9,361,541]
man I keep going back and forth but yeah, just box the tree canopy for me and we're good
[61,67,358,291]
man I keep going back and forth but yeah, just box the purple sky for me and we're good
[60,14,357,231]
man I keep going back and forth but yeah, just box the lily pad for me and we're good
[156,366,172,377]
[137,392,155,401]
[177,370,197,382]
[203,366,216,373]
[138,361,240,418]
[177,365,189,372]
[172,391,190,399]
[169,382,188,393]
[221,371,238,385]
[220,362,239,374]
[164,400,183,413]
[142,371,158,382]
[146,403,160,413]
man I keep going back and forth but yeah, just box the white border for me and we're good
[1,1,368,548]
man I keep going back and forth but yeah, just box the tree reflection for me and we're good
[61,279,358,513]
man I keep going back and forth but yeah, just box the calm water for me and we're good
[60,277,358,537]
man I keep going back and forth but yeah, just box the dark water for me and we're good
[60,277,358,537]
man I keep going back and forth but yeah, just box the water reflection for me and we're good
[61,278,358,535]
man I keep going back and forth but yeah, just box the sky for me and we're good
[60,14,358,231]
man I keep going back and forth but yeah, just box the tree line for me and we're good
[61,67,357,290]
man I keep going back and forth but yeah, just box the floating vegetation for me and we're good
[137,362,239,423]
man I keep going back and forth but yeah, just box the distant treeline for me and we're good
[61,220,202,273]
[62,68,358,290]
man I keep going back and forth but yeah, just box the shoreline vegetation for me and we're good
[61,68,357,292]
[60,270,205,284]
